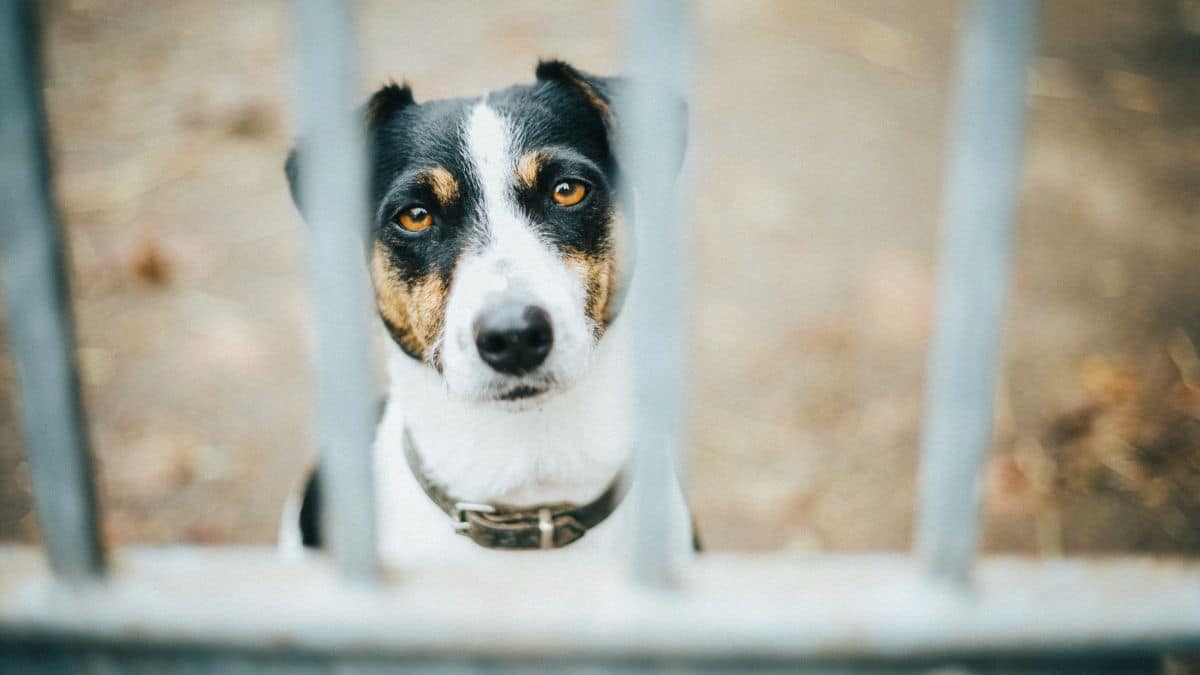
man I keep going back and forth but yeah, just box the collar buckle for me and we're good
[450,501,496,534]
[537,507,554,549]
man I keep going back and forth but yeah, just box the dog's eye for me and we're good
[551,180,587,207]
[394,205,433,232]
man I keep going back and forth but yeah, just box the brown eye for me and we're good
[394,205,433,232]
[551,180,587,207]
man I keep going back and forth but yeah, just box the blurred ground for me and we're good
[1,0,1198,555]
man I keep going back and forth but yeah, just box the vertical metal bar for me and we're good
[915,0,1037,584]
[0,0,105,580]
[292,0,378,582]
[621,0,691,588]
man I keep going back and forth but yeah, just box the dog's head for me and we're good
[287,61,683,405]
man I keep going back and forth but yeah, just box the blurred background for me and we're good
[0,0,1197,556]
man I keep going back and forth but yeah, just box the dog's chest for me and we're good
[369,409,693,566]
[372,437,641,566]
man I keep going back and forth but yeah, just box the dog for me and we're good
[279,60,696,565]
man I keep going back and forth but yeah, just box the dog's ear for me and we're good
[362,81,415,131]
[284,81,416,217]
[535,60,687,176]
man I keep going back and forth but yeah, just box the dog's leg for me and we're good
[277,465,320,558]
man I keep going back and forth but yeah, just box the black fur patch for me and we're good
[298,466,321,548]
[299,398,388,549]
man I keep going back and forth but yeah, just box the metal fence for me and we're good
[1,0,1198,672]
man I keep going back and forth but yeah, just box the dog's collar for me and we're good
[402,427,628,550]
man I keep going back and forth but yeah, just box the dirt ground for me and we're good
[1,0,1198,557]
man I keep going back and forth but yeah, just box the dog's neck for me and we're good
[378,313,634,507]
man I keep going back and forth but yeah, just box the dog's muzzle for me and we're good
[473,303,553,375]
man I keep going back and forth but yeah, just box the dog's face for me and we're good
[288,62,676,405]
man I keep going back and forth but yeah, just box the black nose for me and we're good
[474,304,553,375]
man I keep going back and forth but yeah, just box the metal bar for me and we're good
[915,0,1037,584]
[622,0,691,588]
[292,0,378,582]
[1,547,1198,658]
[0,651,1172,674]
[0,0,104,580]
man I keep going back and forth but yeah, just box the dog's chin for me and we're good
[497,384,549,402]
[445,371,582,411]
[484,387,554,412]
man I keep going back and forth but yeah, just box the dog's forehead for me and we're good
[374,83,610,188]
[484,83,610,162]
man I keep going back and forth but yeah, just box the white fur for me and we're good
[276,486,304,558]
[280,101,694,566]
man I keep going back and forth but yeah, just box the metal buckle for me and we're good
[538,508,554,550]
[451,501,496,534]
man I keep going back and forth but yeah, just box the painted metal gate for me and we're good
[1,0,1198,672]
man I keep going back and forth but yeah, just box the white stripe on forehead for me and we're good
[464,101,519,234]
[461,100,560,296]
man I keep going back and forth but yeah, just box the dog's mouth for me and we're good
[497,384,550,401]
[484,373,567,405]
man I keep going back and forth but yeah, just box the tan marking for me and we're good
[370,242,448,364]
[419,166,460,205]
[516,150,551,190]
[365,96,388,129]
[564,245,619,336]
[562,72,613,124]
[599,210,630,325]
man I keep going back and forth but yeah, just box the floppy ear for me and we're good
[284,81,415,217]
[534,60,687,176]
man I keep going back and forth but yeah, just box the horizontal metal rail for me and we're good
[1,548,1197,662]
[0,0,104,581]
